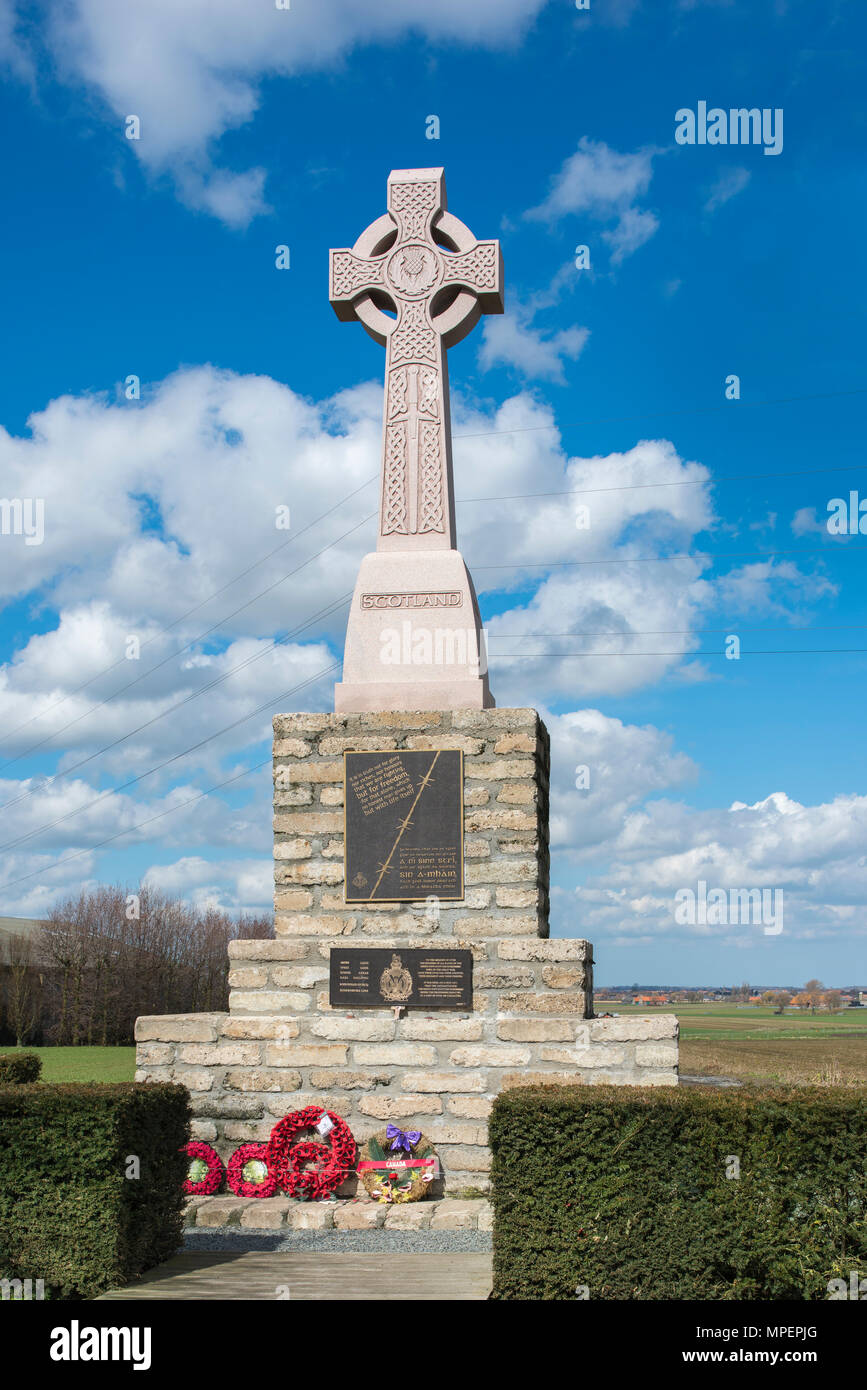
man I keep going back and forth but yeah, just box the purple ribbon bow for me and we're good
[386,1123,421,1152]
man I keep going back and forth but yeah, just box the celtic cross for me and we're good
[330,168,503,551]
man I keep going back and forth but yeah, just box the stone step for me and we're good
[186,1194,491,1232]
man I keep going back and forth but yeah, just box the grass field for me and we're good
[0,1045,136,1083]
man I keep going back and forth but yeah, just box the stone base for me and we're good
[185,1195,491,1232]
[135,708,678,1191]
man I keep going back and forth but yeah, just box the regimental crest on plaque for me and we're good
[378,953,413,1003]
[344,749,464,902]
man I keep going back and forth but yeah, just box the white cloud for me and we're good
[526,137,661,262]
[478,308,589,381]
[703,166,751,214]
[11,0,549,224]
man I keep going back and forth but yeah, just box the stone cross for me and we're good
[329,168,502,713]
[330,168,503,551]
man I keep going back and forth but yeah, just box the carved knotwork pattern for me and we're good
[390,181,438,241]
[391,303,436,365]
[418,421,445,534]
[418,368,438,416]
[383,423,408,535]
[444,242,498,292]
[388,368,408,419]
[331,251,383,299]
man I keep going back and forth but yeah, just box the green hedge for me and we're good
[0,1082,190,1299]
[489,1084,867,1300]
[0,1052,42,1084]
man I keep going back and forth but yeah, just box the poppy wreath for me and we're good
[182,1141,224,1196]
[358,1127,438,1204]
[226,1143,279,1199]
[266,1106,356,1201]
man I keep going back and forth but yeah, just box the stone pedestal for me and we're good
[135,708,678,1193]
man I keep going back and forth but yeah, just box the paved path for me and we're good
[97,1251,492,1301]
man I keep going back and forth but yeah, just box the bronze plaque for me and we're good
[329,947,473,1010]
[343,749,463,902]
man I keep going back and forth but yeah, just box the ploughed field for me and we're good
[597,1002,867,1085]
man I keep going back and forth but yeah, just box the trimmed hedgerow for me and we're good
[489,1084,867,1301]
[0,1082,190,1299]
[0,1052,41,1084]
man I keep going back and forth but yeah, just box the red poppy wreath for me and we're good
[266,1106,356,1201]
[182,1140,224,1196]
[226,1142,278,1198]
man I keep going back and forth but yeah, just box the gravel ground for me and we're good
[184,1228,492,1255]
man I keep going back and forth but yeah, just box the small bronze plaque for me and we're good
[344,749,463,902]
[329,947,473,1010]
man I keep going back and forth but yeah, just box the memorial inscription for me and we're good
[344,748,463,902]
[329,947,473,1010]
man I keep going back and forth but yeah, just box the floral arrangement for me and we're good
[182,1141,224,1196]
[226,1143,278,1198]
[266,1106,356,1201]
[358,1126,438,1203]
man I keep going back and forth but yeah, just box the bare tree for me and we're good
[2,932,42,1046]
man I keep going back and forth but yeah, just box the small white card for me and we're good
[316,1114,334,1137]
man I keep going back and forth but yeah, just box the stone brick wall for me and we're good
[135,708,678,1193]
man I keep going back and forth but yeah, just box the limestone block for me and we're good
[224,1069,302,1092]
[453,915,538,936]
[135,1013,225,1042]
[358,1094,443,1118]
[221,1018,300,1040]
[353,1044,437,1066]
[589,1016,677,1042]
[333,1204,386,1230]
[273,889,314,911]
[240,1199,290,1229]
[496,783,536,804]
[227,966,269,989]
[465,860,536,885]
[541,965,587,989]
[228,938,308,960]
[263,1044,348,1066]
[276,914,352,936]
[465,809,536,832]
[495,886,540,907]
[447,1096,494,1119]
[403,1071,487,1093]
[436,1145,490,1172]
[273,811,343,834]
[426,1124,487,1145]
[274,861,344,886]
[400,1017,483,1042]
[429,1199,481,1229]
[312,1017,395,1042]
[196,1198,251,1228]
[178,1044,261,1067]
[384,1205,432,1230]
[189,1120,217,1142]
[497,1019,573,1042]
[475,967,535,989]
[135,1042,174,1065]
[499,992,587,1015]
[498,940,591,962]
[635,1042,679,1067]
[229,990,310,1014]
[449,1045,531,1067]
[273,738,312,757]
[465,759,534,780]
[270,966,329,988]
[308,1068,392,1090]
[287,1204,335,1230]
[273,839,313,860]
[277,760,343,783]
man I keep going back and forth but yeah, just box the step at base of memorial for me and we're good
[185,1195,491,1232]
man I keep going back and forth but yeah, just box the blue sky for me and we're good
[0,0,865,986]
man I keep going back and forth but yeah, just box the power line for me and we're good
[452,385,867,441]
[0,474,378,752]
[475,543,865,572]
[493,648,867,658]
[0,659,341,855]
[457,461,866,502]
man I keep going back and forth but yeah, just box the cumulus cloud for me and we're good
[478,307,589,381]
[8,0,549,224]
[526,137,661,262]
